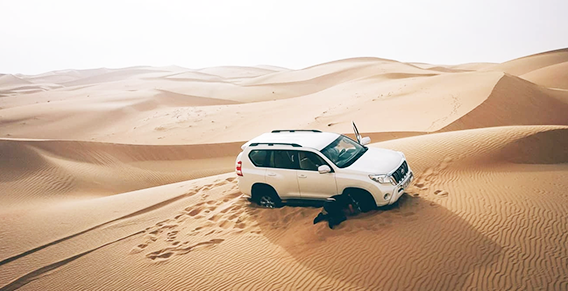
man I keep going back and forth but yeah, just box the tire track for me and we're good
[0,187,200,266]
[0,231,143,291]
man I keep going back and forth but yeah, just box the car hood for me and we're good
[345,147,403,174]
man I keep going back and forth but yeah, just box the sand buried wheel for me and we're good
[259,195,277,208]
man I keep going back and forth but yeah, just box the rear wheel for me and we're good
[252,184,282,208]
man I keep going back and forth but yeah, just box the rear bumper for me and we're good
[237,178,252,199]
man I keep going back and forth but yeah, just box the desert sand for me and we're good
[1,48,567,290]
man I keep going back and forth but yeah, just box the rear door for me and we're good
[246,149,269,182]
[297,151,338,199]
[265,150,301,199]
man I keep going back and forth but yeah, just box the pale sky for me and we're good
[1,0,567,74]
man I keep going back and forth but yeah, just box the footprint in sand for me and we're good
[218,220,231,229]
[166,230,178,241]
[145,238,225,261]
[193,201,207,207]
[227,213,239,220]
[200,185,213,192]
[134,177,246,258]
[129,243,149,254]
[187,208,202,217]
[413,156,454,192]
[146,251,174,260]
[434,189,449,197]
[208,214,221,222]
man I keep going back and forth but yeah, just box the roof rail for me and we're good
[249,142,302,147]
[271,129,322,133]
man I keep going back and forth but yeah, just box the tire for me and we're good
[252,184,282,208]
[348,189,377,212]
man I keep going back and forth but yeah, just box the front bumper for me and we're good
[388,171,413,204]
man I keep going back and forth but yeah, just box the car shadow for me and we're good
[245,193,503,290]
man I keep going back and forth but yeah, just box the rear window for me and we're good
[248,150,270,167]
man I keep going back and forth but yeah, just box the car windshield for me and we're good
[320,135,367,168]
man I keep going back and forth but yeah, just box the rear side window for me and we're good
[269,150,298,170]
[249,150,270,167]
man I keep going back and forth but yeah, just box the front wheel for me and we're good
[349,190,377,212]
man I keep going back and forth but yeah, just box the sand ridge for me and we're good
[1,48,568,290]
[521,61,568,90]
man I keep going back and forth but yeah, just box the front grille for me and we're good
[391,161,408,184]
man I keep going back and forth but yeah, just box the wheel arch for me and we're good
[342,187,378,212]
[342,187,375,199]
[251,183,278,201]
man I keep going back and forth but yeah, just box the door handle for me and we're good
[298,174,307,178]
[267,172,276,177]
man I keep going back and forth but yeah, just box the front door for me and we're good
[297,151,337,199]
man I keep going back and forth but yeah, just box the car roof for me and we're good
[243,130,341,151]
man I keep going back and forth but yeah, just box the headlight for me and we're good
[369,174,396,185]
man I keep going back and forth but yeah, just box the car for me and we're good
[235,122,414,211]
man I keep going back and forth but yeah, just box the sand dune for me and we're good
[0,75,58,97]
[1,48,568,290]
[5,58,567,145]
[521,61,568,89]
[196,66,284,79]
[448,62,496,71]
[59,67,171,87]
[484,47,568,76]
[0,70,499,143]
[499,128,568,164]
[2,126,566,290]
[0,139,241,207]
[440,73,568,131]
[242,57,437,85]
[21,68,112,84]
[0,74,32,88]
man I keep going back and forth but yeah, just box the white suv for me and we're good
[235,123,413,211]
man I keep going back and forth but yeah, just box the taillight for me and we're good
[236,161,243,176]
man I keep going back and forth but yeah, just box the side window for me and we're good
[298,151,329,171]
[249,150,270,167]
[269,150,298,170]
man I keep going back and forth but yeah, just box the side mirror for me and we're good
[318,165,332,174]
[360,136,371,145]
